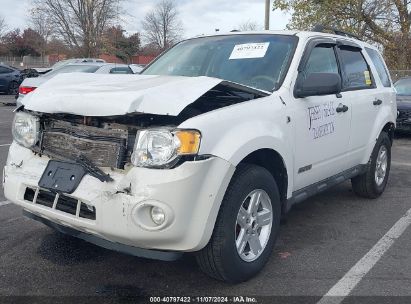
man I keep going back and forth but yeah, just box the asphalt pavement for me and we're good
[0,104,411,303]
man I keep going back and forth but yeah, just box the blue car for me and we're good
[0,64,21,95]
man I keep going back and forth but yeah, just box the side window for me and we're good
[305,45,339,75]
[365,47,391,87]
[0,67,11,74]
[110,67,133,74]
[338,47,373,90]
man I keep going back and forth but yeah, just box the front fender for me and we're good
[180,97,294,197]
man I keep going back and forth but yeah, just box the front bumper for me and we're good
[3,142,235,252]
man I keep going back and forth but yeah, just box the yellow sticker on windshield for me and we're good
[364,71,372,85]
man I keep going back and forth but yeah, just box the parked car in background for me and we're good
[129,64,145,74]
[0,64,21,95]
[395,77,411,132]
[33,58,107,75]
[17,63,134,107]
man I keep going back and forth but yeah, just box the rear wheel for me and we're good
[196,164,281,283]
[351,132,391,198]
[8,81,18,95]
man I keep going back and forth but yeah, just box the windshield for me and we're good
[43,64,101,79]
[395,78,411,96]
[142,34,298,91]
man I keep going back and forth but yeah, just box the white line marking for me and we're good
[317,208,411,304]
[0,201,10,207]
[0,143,11,147]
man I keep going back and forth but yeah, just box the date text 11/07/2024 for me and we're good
[149,296,258,303]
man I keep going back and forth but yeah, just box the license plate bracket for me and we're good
[38,160,87,194]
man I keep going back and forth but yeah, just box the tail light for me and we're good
[19,86,37,95]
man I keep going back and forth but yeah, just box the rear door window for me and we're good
[338,47,373,90]
[365,47,391,87]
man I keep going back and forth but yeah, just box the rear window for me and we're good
[338,47,373,90]
[365,47,391,87]
[44,65,101,79]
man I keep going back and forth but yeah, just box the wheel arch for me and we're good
[237,148,289,214]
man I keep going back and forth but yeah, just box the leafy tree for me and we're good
[102,26,141,63]
[273,0,411,69]
[2,28,43,57]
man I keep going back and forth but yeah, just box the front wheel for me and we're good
[351,132,391,198]
[196,164,281,283]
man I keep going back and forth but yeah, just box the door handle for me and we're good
[373,99,383,106]
[336,103,349,113]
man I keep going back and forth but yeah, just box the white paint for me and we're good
[229,42,270,59]
[0,201,10,207]
[317,208,411,304]
[23,73,224,116]
[0,143,11,147]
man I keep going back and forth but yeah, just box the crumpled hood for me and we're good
[23,73,224,116]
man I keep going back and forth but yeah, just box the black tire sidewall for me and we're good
[369,133,391,195]
[216,165,281,282]
[8,81,18,95]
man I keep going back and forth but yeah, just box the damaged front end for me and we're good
[3,75,267,253]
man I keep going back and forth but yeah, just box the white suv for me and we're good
[3,30,396,282]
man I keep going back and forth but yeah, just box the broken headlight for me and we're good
[131,129,201,168]
[12,112,40,148]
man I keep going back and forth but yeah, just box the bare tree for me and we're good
[33,0,123,57]
[142,0,184,51]
[238,20,261,31]
[30,7,54,64]
[0,15,7,37]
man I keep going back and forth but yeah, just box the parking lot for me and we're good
[0,103,411,302]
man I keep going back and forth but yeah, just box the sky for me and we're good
[0,0,291,38]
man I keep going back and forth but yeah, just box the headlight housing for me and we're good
[131,129,201,168]
[12,112,40,148]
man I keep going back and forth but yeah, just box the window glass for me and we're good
[305,45,339,74]
[43,64,101,79]
[339,47,373,89]
[0,66,12,74]
[143,34,298,91]
[394,78,411,96]
[365,47,391,87]
[110,67,133,74]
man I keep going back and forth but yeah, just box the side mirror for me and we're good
[295,73,342,98]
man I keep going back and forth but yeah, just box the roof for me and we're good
[190,30,377,51]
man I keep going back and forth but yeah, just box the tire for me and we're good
[351,132,391,199]
[196,164,281,283]
[8,81,18,95]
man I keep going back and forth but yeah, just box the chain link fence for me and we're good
[0,56,50,69]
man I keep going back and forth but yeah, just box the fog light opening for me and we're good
[150,206,166,225]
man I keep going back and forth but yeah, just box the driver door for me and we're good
[292,42,352,190]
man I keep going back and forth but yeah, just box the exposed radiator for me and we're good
[40,120,129,168]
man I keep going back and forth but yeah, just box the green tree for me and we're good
[273,0,411,69]
[102,26,141,63]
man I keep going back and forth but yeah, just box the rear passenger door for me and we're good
[335,44,387,166]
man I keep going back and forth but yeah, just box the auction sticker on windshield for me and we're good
[229,42,270,59]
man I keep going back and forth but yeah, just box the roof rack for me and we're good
[312,24,362,41]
